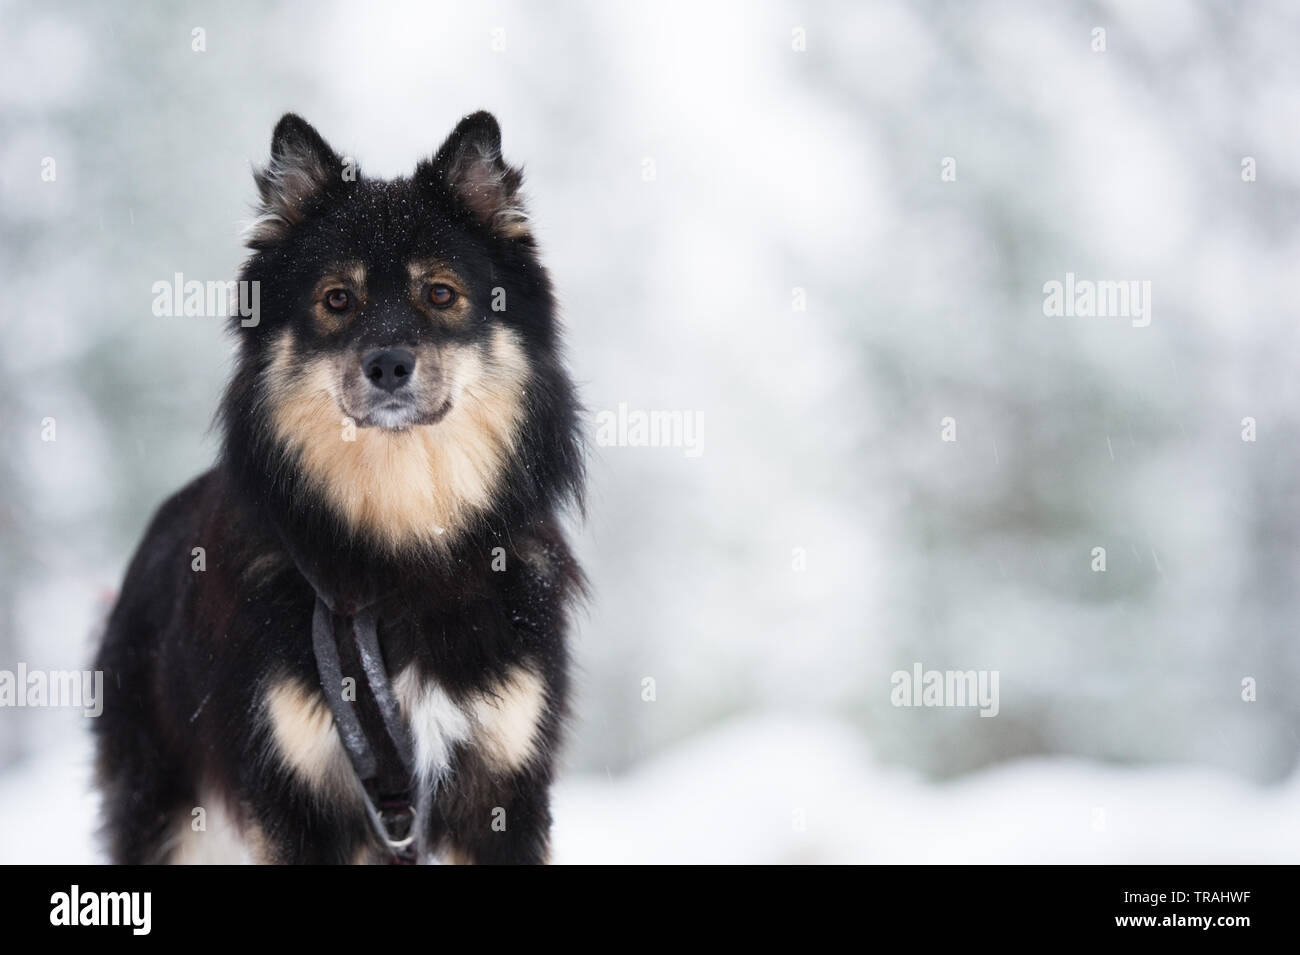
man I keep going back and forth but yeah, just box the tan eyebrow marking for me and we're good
[406,258,465,287]
[312,261,366,295]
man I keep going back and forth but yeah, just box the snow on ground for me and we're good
[3,715,1297,864]
[553,716,1300,864]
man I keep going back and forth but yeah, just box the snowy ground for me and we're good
[2,715,1297,864]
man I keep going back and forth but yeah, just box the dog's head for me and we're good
[225,113,581,555]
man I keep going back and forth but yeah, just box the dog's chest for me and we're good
[394,664,549,781]
[265,662,549,799]
[392,668,472,781]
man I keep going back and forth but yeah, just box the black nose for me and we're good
[362,348,416,393]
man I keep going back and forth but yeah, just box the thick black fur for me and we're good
[93,112,585,864]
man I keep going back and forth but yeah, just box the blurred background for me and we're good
[2,0,1299,863]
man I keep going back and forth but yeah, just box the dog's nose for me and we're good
[362,348,416,393]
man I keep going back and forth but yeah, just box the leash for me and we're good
[311,595,421,864]
[275,527,421,864]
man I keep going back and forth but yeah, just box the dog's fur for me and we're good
[93,112,584,864]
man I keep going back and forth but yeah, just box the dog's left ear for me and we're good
[418,111,529,239]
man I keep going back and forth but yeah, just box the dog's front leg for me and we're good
[436,764,555,865]
[242,783,375,865]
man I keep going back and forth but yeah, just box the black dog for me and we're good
[93,112,585,864]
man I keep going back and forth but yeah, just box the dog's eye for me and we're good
[325,289,351,312]
[428,284,457,308]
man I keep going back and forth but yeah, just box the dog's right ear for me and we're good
[246,114,350,249]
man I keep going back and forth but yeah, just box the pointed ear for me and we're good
[417,111,529,239]
[246,114,348,248]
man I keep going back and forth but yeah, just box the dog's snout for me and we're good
[362,348,416,393]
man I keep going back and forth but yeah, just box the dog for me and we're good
[93,111,585,864]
